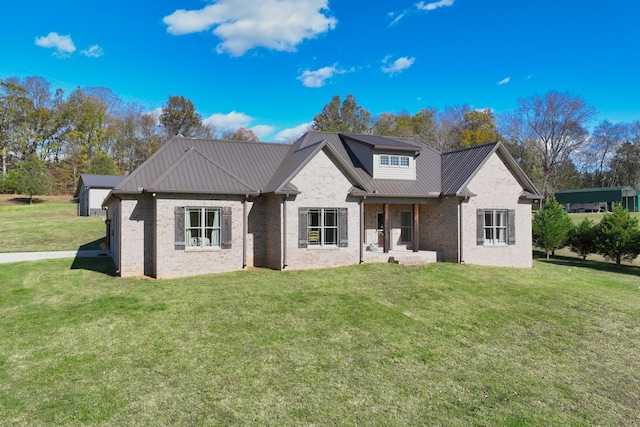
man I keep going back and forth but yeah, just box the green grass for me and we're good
[1,258,639,425]
[0,195,106,252]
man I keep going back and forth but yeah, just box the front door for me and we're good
[377,212,385,246]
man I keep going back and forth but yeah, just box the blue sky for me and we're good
[2,0,639,141]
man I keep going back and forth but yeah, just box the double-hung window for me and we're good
[477,209,515,246]
[175,206,232,250]
[308,208,338,246]
[186,207,221,247]
[298,207,348,248]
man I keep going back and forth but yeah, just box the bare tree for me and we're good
[508,91,597,198]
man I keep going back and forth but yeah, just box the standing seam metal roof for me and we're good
[109,132,540,202]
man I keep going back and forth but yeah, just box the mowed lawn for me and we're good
[0,195,106,252]
[1,257,639,426]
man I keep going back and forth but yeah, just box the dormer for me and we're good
[373,151,417,180]
[339,133,421,181]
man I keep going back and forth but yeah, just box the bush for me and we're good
[533,199,574,258]
[594,204,640,267]
[568,218,596,260]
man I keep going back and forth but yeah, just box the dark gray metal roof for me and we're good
[113,137,290,196]
[441,142,498,196]
[441,141,541,198]
[75,174,125,197]
[108,132,539,203]
[340,133,423,152]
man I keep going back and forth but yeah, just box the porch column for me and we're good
[413,203,420,253]
[383,203,390,253]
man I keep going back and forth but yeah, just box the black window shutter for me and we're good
[298,207,308,248]
[338,208,348,247]
[221,207,232,249]
[175,206,185,250]
[476,209,484,245]
[507,209,516,245]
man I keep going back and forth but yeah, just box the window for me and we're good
[400,211,413,243]
[477,209,515,246]
[175,206,232,249]
[186,207,221,247]
[380,154,410,168]
[299,207,348,248]
[308,208,337,246]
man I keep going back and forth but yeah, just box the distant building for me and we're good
[74,174,125,216]
[555,186,638,212]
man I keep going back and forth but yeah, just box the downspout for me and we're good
[458,198,464,264]
[360,196,365,263]
[282,195,287,269]
[242,196,248,269]
[113,195,122,275]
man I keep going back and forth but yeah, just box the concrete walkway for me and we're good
[0,250,110,264]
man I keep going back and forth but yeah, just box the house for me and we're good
[555,186,638,212]
[103,131,541,279]
[75,174,125,216]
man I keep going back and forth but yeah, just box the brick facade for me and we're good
[462,153,534,267]
[106,139,537,278]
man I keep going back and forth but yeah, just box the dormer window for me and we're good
[374,153,416,180]
[380,155,410,168]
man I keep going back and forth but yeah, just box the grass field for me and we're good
[0,195,106,253]
[1,256,639,426]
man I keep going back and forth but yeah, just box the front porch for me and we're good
[362,248,437,266]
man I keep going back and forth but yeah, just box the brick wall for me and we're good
[462,153,533,267]
[154,195,251,279]
[284,149,361,270]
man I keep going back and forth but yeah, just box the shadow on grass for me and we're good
[71,238,116,276]
[9,197,46,205]
[79,237,107,251]
[534,250,640,278]
[70,256,116,276]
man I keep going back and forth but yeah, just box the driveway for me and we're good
[0,250,110,264]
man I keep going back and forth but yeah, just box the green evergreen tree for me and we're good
[568,218,597,260]
[533,199,574,259]
[15,154,50,203]
[594,204,640,267]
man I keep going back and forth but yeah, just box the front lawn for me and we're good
[1,258,638,425]
[0,195,106,252]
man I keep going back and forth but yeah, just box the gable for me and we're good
[466,152,524,203]
[289,148,358,198]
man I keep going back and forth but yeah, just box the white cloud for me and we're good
[381,56,415,76]
[389,12,406,26]
[81,44,104,58]
[249,124,275,139]
[416,0,455,11]
[203,110,253,130]
[498,77,510,85]
[297,64,347,88]
[163,0,337,57]
[273,123,312,142]
[35,32,76,57]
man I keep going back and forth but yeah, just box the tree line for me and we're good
[0,76,257,196]
[2,76,640,200]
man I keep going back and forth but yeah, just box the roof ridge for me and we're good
[443,141,499,156]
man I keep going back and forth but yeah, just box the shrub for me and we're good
[594,204,640,267]
[568,218,596,260]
